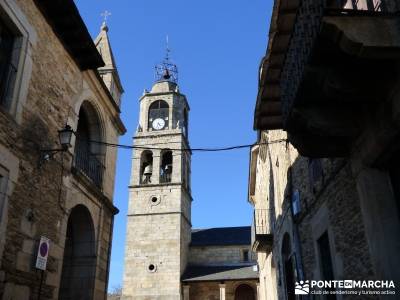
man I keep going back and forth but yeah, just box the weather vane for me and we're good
[166,35,171,61]
[101,10,112,23]
[155,35,179,83]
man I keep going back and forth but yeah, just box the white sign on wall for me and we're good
[35,236,50,271]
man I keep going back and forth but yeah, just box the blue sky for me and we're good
[75,0,272,291]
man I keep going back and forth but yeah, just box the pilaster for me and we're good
[183,285,190,300]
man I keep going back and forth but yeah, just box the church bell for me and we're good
[143,165,153,175]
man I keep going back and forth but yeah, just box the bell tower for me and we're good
[122,53,192,299]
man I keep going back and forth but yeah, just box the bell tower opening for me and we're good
[160,150,173,183]
[140,150,153,184]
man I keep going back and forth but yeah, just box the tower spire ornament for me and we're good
[155,35,178,83]
[100,10,111,31]
[101,10,111,23]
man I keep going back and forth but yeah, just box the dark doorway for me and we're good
[388,155,400,219]
[234,284,255,300]
[59,205,96,300]
[282,233,295,300]
[317,232,336,300]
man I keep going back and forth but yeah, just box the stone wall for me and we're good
[250,130,379,300]
[0,1,123,299]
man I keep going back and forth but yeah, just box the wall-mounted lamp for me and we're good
[58,125,75,150]
[39,125,75,165]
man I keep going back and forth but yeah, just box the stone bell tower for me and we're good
[122,55,192,299]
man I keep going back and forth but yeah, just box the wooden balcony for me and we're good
[255,0,400,157]
[251,209,273,253]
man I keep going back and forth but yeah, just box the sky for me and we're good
[74,0,272,291]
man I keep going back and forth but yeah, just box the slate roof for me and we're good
[190,226,251,246]
[182,265,258,282]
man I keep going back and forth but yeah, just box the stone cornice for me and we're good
[71,167,119,215]
[129,182,193,202]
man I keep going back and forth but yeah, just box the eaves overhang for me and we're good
[34,0,105,71]
[254,0,300,130]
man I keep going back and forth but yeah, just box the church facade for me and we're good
[122,63,258,299]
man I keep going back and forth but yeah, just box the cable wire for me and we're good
[85,139,288,152]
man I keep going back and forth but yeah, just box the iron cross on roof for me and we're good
[101,10,112,23]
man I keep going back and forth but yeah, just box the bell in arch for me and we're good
[144,164,153,176]
[142,164,153,184]
[164,164,172,174]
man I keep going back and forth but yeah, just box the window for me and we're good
[148,100,169,130]
[0,1,36,123]
[309,158,323,193]
[317,232,336,300]
[242,249,250,262]
[328,0,386,11]
[292,190,301,216]
[0,18,17,110]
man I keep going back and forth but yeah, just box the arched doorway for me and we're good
[234,284,255,300]
[59,205,96,300]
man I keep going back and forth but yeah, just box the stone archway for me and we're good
[74,101,105,188]
[234,284,255,300]
[59,205,96,300]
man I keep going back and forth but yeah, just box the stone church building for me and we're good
[122,64,258,299]
[0,1,125,299]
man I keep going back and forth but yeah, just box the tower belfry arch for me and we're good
[122,49,191,298]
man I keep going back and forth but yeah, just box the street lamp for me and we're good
[58,125,75,150]
[39,124,75,165]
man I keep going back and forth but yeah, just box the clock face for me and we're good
[152,118,165,130]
